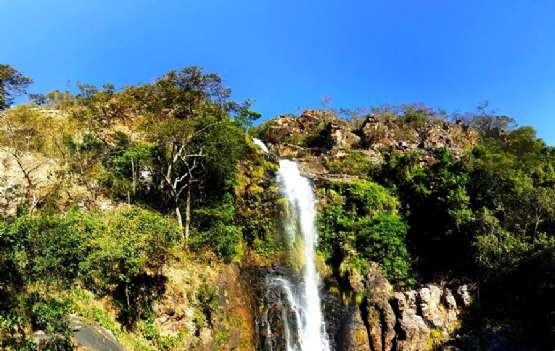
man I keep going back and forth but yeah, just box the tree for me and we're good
[0,65,32,110]
[0,106,71,213]
[138,67,256,239]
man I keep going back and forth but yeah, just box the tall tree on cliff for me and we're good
[137,67,257,240]
[0,64,32,110]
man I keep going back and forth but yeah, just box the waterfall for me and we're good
[253,137,270,153]
[252,137,329,351]
[274,160,330,351]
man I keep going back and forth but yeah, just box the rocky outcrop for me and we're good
[338,264,474,351]
[0,150,58,216]
[393,291,430,351]
[342,307,372,351]
[263,110,478,161]
[357,114,478,159]
[258,109,479,184]
[363,264,396,351]
[0,149,114,217]
[266,110,360,156]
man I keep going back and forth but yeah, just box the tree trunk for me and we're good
[185,181,191,240]
[175,204,184,241]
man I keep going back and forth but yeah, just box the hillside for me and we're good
[0,65,554,351]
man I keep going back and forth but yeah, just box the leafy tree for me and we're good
[318,180,412,285]
[375,149,473,276]
[190,193,243,262]
[0,64,32,110]
[8,210,101,283]
[79,207,178,325]
[136,67,256,238]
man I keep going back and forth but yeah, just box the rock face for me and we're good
[248,262,473,351]
[258,110,479,184]
[341,306,372,351]
[337,264,474,351]
[263,110,477,161]
[151,262,255,351]
[0,148,114,217]
[357,114,478,159]
[393,291,430,351]
[266,110,360,155]
[0,150,58,216]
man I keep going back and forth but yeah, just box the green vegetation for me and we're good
[314,106,555,347]
[318,179,413,285]
[0,65,267,349]
[0,207,178,347]
[0,64,32,110]
[371,113,555,348]
[0,65,553,349]
[324,150,375,177]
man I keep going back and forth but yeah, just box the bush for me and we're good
[356,213,411,282]
[8,210,102,284]
[80,207,179,293]
[78,207,178,326]
[190,195,243,262]
[325,151,375,177]
[318,180,412,285]
[29,296,72,335]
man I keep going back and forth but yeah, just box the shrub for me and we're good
[8,210,102,284]
[318,180,412,285]
[78,207,178,326]
[29,296,72,335]
[190,194,243,262]
[80,207,179,293]
[325,151,375,177]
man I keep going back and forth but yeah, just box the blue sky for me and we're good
[2,0,555,144]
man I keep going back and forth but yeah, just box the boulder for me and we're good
[393,292,431,351]
[329,125,360,150]
[418,285,446,329]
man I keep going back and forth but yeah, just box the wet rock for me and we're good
[322,292,348,351]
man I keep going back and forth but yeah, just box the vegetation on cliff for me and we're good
[0,64,554,349]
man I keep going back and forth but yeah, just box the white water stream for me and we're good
[275,160,331,351]
[253,138,330,350]
[253,137,270,153]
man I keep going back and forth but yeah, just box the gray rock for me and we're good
[419,284,446,329]
[456,285,472,307]
[394,293,430,351]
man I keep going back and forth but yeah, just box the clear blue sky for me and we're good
[2,0,555,144]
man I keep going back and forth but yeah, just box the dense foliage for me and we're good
[1,65,553,349]
[318,180,412,285]
[0,65,266,348]
[0,207,179,347]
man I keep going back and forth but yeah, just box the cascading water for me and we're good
[275,160,330,351]
[252,138,330,350]
[253,137,270,153]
